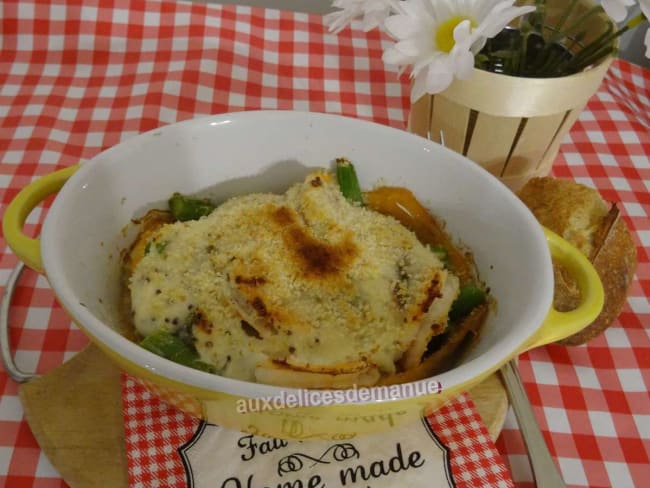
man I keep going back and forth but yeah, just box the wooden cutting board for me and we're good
[18,345,508,488]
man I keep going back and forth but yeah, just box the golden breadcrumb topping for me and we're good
[129,171,459,384]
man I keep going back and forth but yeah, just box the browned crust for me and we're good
[559,217,637,345]
[271,205,359,279]
[119,209,174,341]
[379,304,489,385]
[398,271,447,371]
[121,209,174,275]
[518,177,637,345]
[414,276,443,322]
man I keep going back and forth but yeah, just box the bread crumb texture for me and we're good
[129,171,459,382]
[518,177,608,257]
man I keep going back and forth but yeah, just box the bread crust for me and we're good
[518,177,637,345]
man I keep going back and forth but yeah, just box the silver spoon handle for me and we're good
[500,359,567,488]
[1,261,38,383]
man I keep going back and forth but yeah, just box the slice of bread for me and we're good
[517,177,637,345]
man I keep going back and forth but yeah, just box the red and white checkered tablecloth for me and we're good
[0,0,648,487]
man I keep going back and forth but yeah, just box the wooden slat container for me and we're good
[408,1,614,191]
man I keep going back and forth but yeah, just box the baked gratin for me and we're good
[122,161,488,388]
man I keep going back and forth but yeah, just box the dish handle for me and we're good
[523,227,605,350]
[2,165,80,274]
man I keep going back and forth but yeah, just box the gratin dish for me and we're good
[3,111,604,439]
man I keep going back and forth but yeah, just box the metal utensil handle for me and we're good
[500,359,567,488]
[1,261,38,382]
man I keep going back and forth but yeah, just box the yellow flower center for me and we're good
[435,16,475,53]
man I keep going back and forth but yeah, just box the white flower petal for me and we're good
[479,4,536,38]
[412,53,437,75]
[471,37,487,55]
[452,47,475,79]
[386,0,408,15]
[424,58,454,94]
[453,19,472,47]
[601,0,630,22]
[472,0,508,22]
[382,45,413,66]
[410,70,430,102]
[383,14,420,39]
[323,12,344,33]
[383,0,536,100]
[331,0,347,7]
[639,0,650,20]
[429,0,455,23]
[325,0,397,33]
[393,39,425,58]
[362,2,393,31]
[361,13,382,31]
[323,5,361,33]
[411,0,436,19]
[645,27,650,58]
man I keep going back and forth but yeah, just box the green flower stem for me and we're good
[566,31,586,53]
[566,24,628,71]
[477,3,646,77]
[563,22,615,66]
[560,12,644,73]
[538,52,567,77]
[533,0,548,35]
[518,34,528,75]
[549,54,570,77]
[529,42,556,74]
[569,45,616,72]
[627,13,646,29]
[548,0,580,43]
[533,4,604,75]
[559,5,605,43]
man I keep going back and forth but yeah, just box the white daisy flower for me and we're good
[601,0,636,23]
[381,0,536,101]
[324,0,398,34]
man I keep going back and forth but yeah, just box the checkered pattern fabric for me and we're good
[123,377,198,487]
[122,376,514,488]
[425,395,514,488]
[0,0,648,486]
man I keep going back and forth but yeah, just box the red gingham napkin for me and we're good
[122,375,514,488]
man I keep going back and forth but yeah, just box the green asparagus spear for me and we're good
[140,330,216,373]
[430,244,449,265]
[168,193,216,222]
[144,239,169,256]
[449,284,486,322]
[336,158,364,205]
